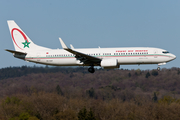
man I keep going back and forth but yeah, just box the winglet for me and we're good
[70,44,74,49]
[59,38,68,49]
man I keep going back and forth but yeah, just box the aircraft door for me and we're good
[154,50,158,58]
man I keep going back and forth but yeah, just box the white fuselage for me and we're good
[7,20,176,73]
[18,47,175,67]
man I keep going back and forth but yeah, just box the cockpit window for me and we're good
[162,51,169,54]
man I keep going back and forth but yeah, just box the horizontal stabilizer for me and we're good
[5,49,27,55]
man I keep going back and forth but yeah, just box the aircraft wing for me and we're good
[59,38,101,65]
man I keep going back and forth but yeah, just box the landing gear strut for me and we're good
[88,66,95,73]
[157,67,160,71]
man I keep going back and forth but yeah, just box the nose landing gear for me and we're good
[157,63,166,71]
[88,66,95,73]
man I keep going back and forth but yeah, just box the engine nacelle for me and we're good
[100,59,119,69]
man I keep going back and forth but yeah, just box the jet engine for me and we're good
[100,59,119,69]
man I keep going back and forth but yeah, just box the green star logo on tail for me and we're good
[22,40,31,48]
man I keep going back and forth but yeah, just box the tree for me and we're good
[56,85,63,95]
[128,73,131,77]
[86,88,95,98]
[145,72,150,78]
[151,70,158,76]
[152,92,158,102]
[177,70,180,75]
[78,107,87,120]
[135,69,141,76]
[158,96,176,105]
[78,107,96,120]
[87,108,96,120]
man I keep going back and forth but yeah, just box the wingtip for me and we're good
[70,44,74,49]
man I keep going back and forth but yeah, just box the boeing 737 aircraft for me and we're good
[6,20,176,73]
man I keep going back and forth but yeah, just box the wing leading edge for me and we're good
[59,38,101,65]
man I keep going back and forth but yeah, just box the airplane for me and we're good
[6,20,176,73]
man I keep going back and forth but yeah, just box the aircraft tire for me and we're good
[157,67,160,71]
[88,67,95,73]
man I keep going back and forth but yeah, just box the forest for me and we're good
[0,66,180,120]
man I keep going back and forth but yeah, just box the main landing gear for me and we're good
[157,67,160,71]
[88,66,95,73]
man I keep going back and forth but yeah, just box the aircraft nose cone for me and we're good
[174,55,176,59]
[172,54,176,60]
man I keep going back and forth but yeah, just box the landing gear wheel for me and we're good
[157,67,160,71]
[88,67,95,73]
